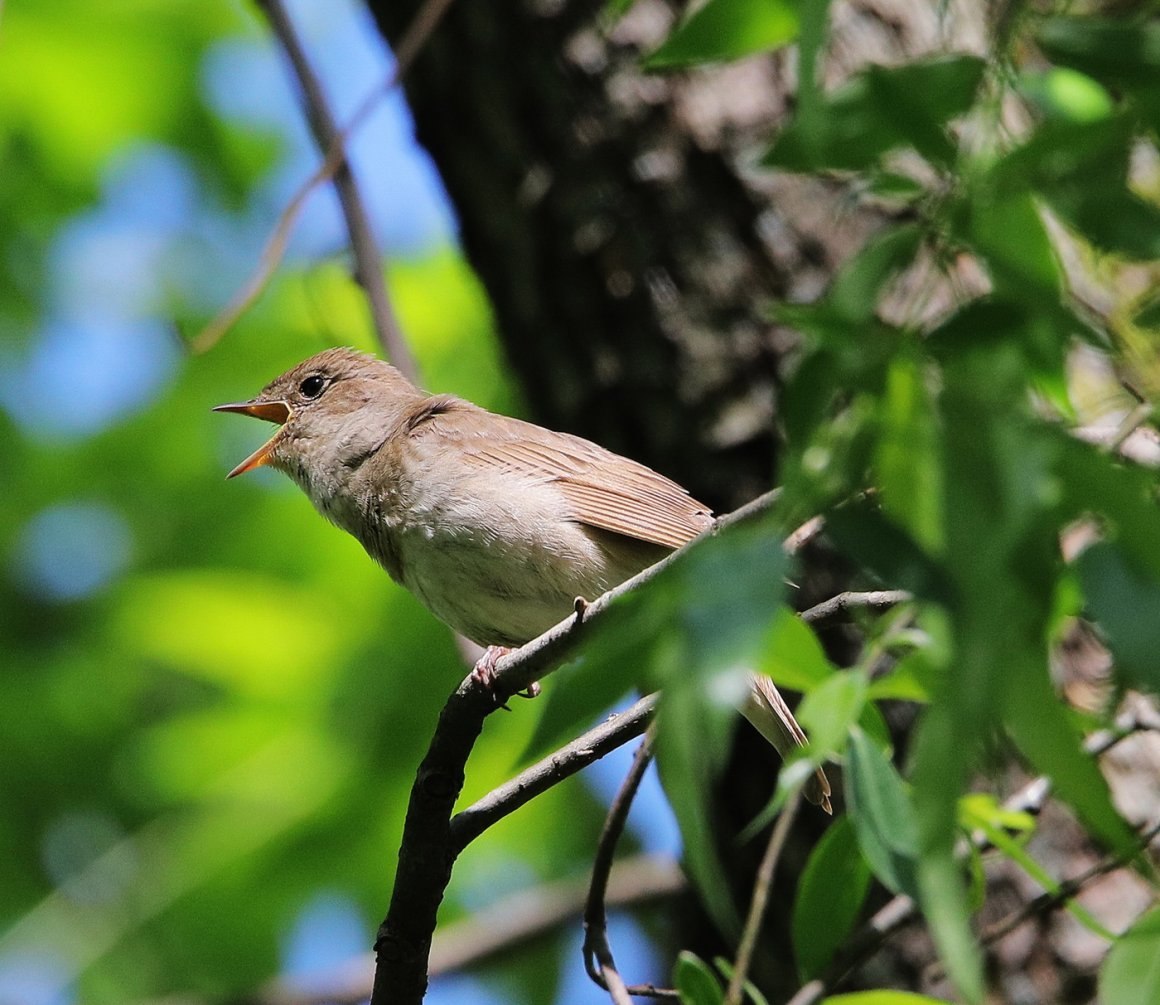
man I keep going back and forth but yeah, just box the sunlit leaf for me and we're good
[964,798,1114,941]
[1018,68,1115,124]
[646,0,800,70]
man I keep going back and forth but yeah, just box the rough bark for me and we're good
[363,0,811,510]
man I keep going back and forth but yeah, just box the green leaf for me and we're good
[875,353,945,553]
[867,171,929,202]
[844,728,918,897]
[1134,291,1160,329]
[773,226,922,352]
[1018,68,1115,124]
[797,670,869,758]
[764,56,984,172]
[957,792,1035,836]
[1099,906,1160,1005]
[792,815,873,979]
[965,191,1062,302]
[757,607,836,692]
[674,950,726,1005]
[984,114,1160,260]
[911,708,985,1004]
[857,699,894,753]
[867,651,937,702]
[1077,542,1160,695]
[656,672,741,934]
[1004,656,1137,857]
[646,0,801,70]
[826,226,925,329]
[1057,436,1160,584]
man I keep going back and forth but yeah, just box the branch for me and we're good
[583,733,678,1002]
[191,0,456,358]
[370,490,786,1003]
[725,790,802,1005]
[449,693,658,852]
[254,0,414,380]
[800,590,912,624]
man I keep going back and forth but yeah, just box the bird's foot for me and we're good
[469,645,542,703]
[470,645,512,689]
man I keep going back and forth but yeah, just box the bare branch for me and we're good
[191,0,456,358]
[800,590,912,624]
[254,0,415,379]
[583,733,679,1002]
[450,693,657,851]
[724,790,802,1005]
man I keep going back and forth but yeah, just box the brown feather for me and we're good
[410,402,713,550]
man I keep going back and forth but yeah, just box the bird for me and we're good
[215,347,831,810]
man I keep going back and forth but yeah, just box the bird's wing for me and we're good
[416,402,712,550]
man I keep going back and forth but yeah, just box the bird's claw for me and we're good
[470,645,512,690]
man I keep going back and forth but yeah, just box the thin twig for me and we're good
[785,515,825,554]
[724,790,802,1005]
[254,0,415,379]
[583,733,678,1002]
[450,693,658,851]
[800,590,912,624]
[191,0,457,357]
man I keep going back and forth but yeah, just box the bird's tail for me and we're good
[742,673,832,813]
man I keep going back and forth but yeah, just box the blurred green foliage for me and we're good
[0,3,605,1004]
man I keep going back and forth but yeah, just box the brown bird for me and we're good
[215,347,830,810]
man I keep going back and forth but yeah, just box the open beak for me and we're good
[213,399,292,478]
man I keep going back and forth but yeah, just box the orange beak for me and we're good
[213,399,292,478]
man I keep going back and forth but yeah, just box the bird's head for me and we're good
[214,347,420,481]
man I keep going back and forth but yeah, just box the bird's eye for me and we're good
[299,375,327,399]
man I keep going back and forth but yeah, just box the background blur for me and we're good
[0,1,680,1001]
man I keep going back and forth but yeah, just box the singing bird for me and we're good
[216,347,830,810]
